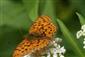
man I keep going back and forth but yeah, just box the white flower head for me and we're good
[76,30,83,39]
[81,25,85,36]
[76,24,85,49]
[49,37,66,57]
[76,24,85,39]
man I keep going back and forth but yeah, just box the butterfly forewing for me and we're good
[29,16,57,38]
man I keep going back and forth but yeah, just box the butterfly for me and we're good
[13,16,57,57]
[29,16,57,38]
[13,38,50,57]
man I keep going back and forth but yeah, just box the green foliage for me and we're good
[76,12,85,25]
[56,19,85,57]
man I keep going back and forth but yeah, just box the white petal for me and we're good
[55,38,62,43]
[83,41,85,44]
[76,30,83,39]
[57,45,61,49]
[59,54,64,57]
[83,45,85,49]
[53,53,58,57]
[81,25,85,30]
[60,46,66,54]
[60,55,64,57]
[47,52,51,57]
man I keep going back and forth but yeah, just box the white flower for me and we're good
[47,52,51,57]
[76,24,85,49]
[59,46,66,54]
[81,25,85,31]
[53,52,58,57]
[48,38,66,57]
[76,25,85,39]
[76,30,83,39]
[55,38,62,43]
[81,25,85,36]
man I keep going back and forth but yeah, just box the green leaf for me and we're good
[76,12,85,25]
[56,19,85,57]
[42,0,56,22]
[23,0,39,21]
[38,0,46,16]
[0,0,32,29]
[0,25,23,57]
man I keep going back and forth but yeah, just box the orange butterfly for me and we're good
[12,16,57,57]
[29,16,57,38]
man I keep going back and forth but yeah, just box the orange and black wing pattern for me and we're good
[29,16,57,38]
[13,38,31,57]
[13,38,50,57]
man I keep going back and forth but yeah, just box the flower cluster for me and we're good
[76,25,85,49]
[46,38,66,57]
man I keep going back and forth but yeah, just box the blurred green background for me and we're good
[0,0,85,57]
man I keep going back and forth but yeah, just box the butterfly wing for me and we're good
[29,16,57,38]
[13,38,50,57]
[13,38,32,57]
